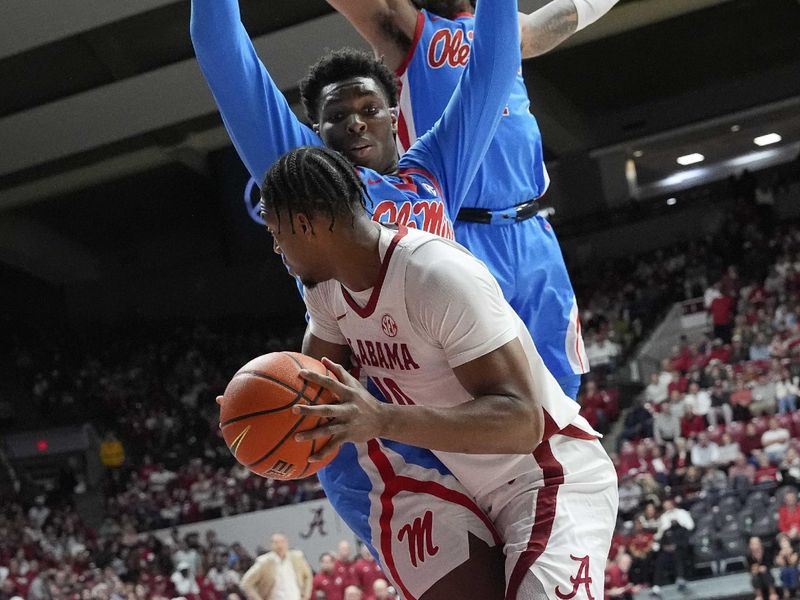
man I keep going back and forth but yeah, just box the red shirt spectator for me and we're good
[667,373,689,395]
[779,492,800,539]
[333,542,357,588]
[709,295,734,326]
[312,553,346,600]
[754,455,781,485]
[352,552,385,594]
[680,411,706,438]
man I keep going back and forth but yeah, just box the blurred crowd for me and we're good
[605,219,800,599]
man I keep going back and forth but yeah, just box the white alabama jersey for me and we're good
[305,226,591,508]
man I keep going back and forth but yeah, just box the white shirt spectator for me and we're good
[684,389,712,416]
[691,441,720,468]
[717,441,741,466]
[586,337,620,368]
[655,506,695,540]
[762,426,790,459]
[171,566,200,596]
[273,555,301,600]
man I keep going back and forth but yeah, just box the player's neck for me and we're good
[334,220,384,292]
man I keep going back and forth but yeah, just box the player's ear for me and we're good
[389,108,398,133]
[296,213,315,236]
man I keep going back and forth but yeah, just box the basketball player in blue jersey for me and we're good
[326,0,618,400]
[193,0,524,596]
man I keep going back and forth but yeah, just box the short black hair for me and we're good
[261,146,368,233]
[300,48,399,124]
[410,0,474,20]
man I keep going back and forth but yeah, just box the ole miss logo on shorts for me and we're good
[381,314,398,338]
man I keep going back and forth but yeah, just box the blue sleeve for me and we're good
[401,0,520,216]
[190,0,322,182]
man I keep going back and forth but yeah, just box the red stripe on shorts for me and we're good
[505,415,566,599]
[366,440,503,600]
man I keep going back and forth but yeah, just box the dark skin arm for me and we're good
[325,0,585,66]
[298,331,543,461]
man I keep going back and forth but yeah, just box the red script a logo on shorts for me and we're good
[398,510,439,568]
[555,555,594,600]
[381,314,398,337]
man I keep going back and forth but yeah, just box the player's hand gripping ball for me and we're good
[218,352,340,480]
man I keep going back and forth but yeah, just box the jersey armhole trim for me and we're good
[395,10,426,77]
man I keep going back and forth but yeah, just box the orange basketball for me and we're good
[219,352,339,480]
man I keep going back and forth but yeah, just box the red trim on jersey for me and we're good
[505,421,565,599]
[575,315,586,373]
[398,167,445,200]
[341,226,408,318]
[397,110,412,154]
[395,11,426,77]
[561,424,599,441]
[541,410,599,443]
[366,440,502,600]
[453,12,475,19]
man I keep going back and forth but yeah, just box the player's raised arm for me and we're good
[402,0,520,216]
[520,0,618,59]
[190,0,321,182]
[324,0,419,70]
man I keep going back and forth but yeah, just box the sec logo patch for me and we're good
[381,314,398,337]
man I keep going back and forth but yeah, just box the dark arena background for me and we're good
[1,0,799,599]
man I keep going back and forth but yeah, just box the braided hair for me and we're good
[260,146,369,233]
[300,48,399,123]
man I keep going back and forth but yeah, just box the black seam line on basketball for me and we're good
[298,437,317,479]
[246,383,327,468]
[220,371,313,427]
[284,352,304,370]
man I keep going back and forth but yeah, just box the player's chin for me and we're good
[299,276,318,289]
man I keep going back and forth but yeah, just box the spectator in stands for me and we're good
[684,382,713,425]
[729,453,756,494]
[366,579,393,600]
[352,544,385,595]
[240,533,312,600]
[637,502,661,533]
[780,447,800,486]
[652,498,693,592]
[774,533,799,599]
[207,552,242,596]
[344,585,363,600]
[747,536,777,600]
[680,406,706,439]
[730,380,755,421]
[312,553,345,600]
[751,373,778,416]
[741,422,764,456]
[645,373,669,406]
[333,541,356,588]
[708,287,735,344]
[653,403,681,447]
[779,491,800,541]
[171,561,201,597]
[708,380,734,427]
[776,372,799,414]
[762,418,791,463]
[716,432,741,467]
[604,553,640,600]
[618,402,653,449]
[754,453,783,487]
[750,334,772,361]
[690,433,720,469]
[618,474,644,521]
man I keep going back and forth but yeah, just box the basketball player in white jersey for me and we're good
[260,146,617,600]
